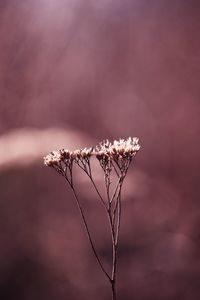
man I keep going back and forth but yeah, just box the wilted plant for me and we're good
[44,137,140,300]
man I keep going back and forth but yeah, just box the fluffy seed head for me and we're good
[44,149,71,166]
[44,138,140,167]
[95,137,140,159]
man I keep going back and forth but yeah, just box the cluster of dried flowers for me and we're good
[44,137,140,300]
[44,137,140,176]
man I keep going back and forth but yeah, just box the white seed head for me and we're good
[44,150,62,166]
[95,137,140,159]
[44,138,140,167]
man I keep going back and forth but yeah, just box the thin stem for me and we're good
[111,160,120,177]
[112,178,123,224]
[111,280,117,300]
[105,175,111,204]
[110,182,123,300]
[114,186,122,247]
[107,210,116,277]
[89,175,108,210]
[110,177,121,204]
[76,160,108,210]
[65,178,111,282]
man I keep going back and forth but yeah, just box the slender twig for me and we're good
[111,280,117,300]
[112,177,123,223]
[105,175,111,204]
[88,174,108,210]
[114,186,122,247]
[111,160,120,177]
[110,177,121,204]
[65,177,111,282]
[76,160,108,210]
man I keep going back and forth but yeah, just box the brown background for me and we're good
[0,0,200,299]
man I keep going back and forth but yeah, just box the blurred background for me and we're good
[0,0,200,299]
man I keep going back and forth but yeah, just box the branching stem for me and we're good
[45,137,140,300]
[65,177,111,282]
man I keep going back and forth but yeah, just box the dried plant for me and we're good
[44,137,140,300]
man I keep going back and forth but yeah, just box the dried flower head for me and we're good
[95,137,140,175]
[43,137,141,300]
[44,149,71,166]
[44,137,140,177]
[44,150,62,166]
[71,147,93,160]
[95,137,140,159]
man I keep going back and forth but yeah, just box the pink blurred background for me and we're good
[0,1,200,299]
